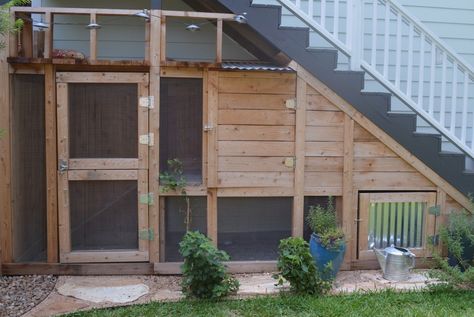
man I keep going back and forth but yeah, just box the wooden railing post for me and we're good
[89,12,97,61]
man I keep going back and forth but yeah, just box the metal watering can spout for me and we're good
[371,244,387,273]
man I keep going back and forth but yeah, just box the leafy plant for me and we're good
[273,237,332,295]
[0,1,31,50]
[159,158,192,231]
[179,231,239,299]
[429,202,474,290]
[306,197,344,249]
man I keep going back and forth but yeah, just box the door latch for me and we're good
[58,159,68,173]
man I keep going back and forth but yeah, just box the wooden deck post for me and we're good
[148,10,161,263]
[0,24,12,268]
[292,76,306,237]
[342,114,354,269]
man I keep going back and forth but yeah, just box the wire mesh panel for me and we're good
[368,201,425,249]
[164,197,207,262]
[217,197,292,261]
[70,180,139,251]
[11,74,47,262]
[68,83,138,158]
[160,78,203,183]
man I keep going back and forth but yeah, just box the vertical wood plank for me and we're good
[9,11,17,58]
[138,170,149,255]
[160,15,166,64]
[159,197,165,261]
[56,83,70,259]
[436,188,447,255]
[148,10,161,263]
[22,17,33,58]
[144,19,150,62]
[138,82,149,170]
[43,12,52,59]
[292,77,306,237]
[216,19,223,64]
[207,71,219,187]
[45,64,58,263]
[89,13,97,61]
[342,114,354,268]
[0,29,12,264]
[207,188,218,245]
[202,70,209,187]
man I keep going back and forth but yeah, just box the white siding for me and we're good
[36,0,255,61]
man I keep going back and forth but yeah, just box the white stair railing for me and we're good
[278,0,474,159]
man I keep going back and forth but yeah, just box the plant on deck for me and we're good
[159,158,192,231]
[429,200,474,290]
[274,237,332,295]
[179,231,239,299]
[0,1,31,50]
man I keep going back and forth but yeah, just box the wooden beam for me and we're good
[43,12,52,59]
[12,7,143,15]
[2,262,155,275]
[89,13,97,61]
[160,15,166,64]
[293,62,472,211]
[148,10,161,264]
[207,71,219,187]
[436,188,447,255]
[56,72,148,83]
[0,27,12,264]
[216,19,223,64]
[161,10,236,20]
[9,11,17,58]
[342,114,354,269]
[292,77,306,237]
[207,188,218,245]
[44,64,58,263]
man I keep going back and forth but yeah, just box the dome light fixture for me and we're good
[233,12,248,24]
[185,23,201,32]
[33,20,49,29]
[134,9,150,21]
[86,21,101,29]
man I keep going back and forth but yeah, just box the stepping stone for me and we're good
[57,277,149,304]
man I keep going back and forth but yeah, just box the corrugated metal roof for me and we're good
[222,61,294,72]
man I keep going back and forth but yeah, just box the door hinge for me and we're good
[285,98,297,110]
[139,228,155,241]
[284,157,296,168]
[139,96,154,109]
[139,193,154,205]
[139,133,154,146]
[430,234,440,246]
[429,205,441,216]
[58,159,68,173]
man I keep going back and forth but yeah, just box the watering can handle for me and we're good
[408,253,416,269]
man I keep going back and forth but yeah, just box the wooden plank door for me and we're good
[57,72,151,263]
[358,192,437,261]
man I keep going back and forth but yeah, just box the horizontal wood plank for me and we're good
[353,157,416,172]
[306,126,343,142]
[218,172,294,188]
[218,110,295,126]
[1,263,154,275]
[354,142,397,157]
[306,111,344,126]
[217,187,294,197]
[68,159,139,170]
[305,142,344,156]
[218,125,295,141]
[68,170,138,181]
[219,141,294,156]
[56,72,148,83]
[61,251,148,263]
[353,172,434,188]
[219,93,293,110]
[218,77,296,94]
[305,157,344,172]
[354,124,377,141]
[306,94,340,111]
[218,156,293,172]
[304,171,343,188]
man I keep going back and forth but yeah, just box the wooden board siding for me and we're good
[216,72,296,189]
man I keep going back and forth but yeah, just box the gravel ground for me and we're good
[0,275,57,317]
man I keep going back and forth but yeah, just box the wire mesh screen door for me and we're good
[358,192,437,261]
[56,72,150,263]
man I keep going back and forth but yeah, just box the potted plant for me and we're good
[306,197,345,280]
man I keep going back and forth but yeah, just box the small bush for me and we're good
[306,197,344,249]
[429,204,474,290]
[274,237,332,295]
[179,231,239,299]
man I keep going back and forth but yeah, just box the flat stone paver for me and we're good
[23,270,437,317]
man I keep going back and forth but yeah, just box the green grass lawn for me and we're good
[65,288,474,317]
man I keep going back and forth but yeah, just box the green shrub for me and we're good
[306,197,344,249]
[179,231,239,299]
[274,237,332,295]
[429,204,474,290]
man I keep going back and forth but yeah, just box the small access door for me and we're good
[57,72,151,263]
[357,192,437,261]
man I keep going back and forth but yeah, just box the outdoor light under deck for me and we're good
[133,9,150,21]
[32,20,49,29]
[185,23,201,32]
[86,21,101,29]
[233,13,248,24]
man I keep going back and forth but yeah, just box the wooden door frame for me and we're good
[357,192,437,261]
[56,72,150,263]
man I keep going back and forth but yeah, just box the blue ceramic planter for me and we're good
[309,233,346,280]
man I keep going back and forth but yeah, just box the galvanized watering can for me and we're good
[372,244,416,281]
